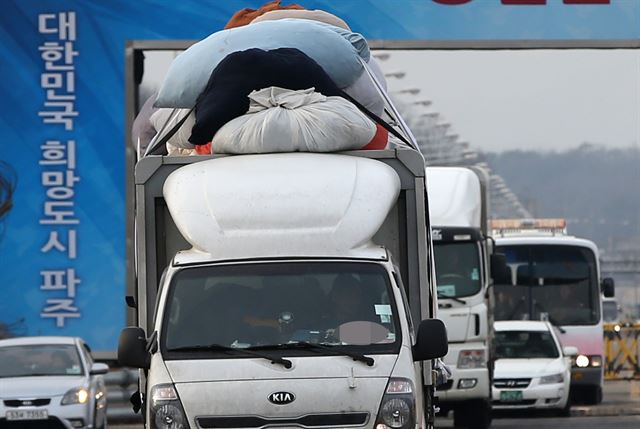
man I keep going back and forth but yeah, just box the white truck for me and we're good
[426,167,500,429]
[117,148,449,429]
[491,219,615,405]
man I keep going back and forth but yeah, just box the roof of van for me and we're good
[426,167,481,229]
[165,153,399,264]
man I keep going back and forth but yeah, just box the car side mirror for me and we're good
[601,277,615,298]
[90,362,109,375]
[563,346,579,357]
[413,319,448,361]
[490,253,511,285]
[118,327,150,369]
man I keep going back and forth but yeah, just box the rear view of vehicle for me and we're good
[0,336,108,429]
[492,321,575,415]
[491,219,615,404]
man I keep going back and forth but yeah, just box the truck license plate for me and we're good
[500,390,523,402]
[6,409,48,420]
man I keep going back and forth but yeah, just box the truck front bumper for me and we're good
[435,367,490,402]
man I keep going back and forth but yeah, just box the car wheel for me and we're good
[95,406,107,429]
[556,397,571,417]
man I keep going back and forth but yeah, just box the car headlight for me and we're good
[375,378,415,429]
[457,349,486,369]
[539,373,564,384]
[574,354,602,368]
[150,384,190,429]
[61,387,89,405]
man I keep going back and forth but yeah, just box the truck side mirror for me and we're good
[601,277,615,298]
[118,327,150,369]
[413,319,448,361]
[490,253,510,285]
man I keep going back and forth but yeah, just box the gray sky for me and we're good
[376,49,640,153]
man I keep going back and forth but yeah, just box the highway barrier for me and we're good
[604,322,640,380]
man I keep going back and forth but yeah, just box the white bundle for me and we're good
[149,108,196,150]
[212,86,376,154]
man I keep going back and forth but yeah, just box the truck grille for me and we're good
[3,399,51,407]
[493,378,531,388]
[197,412,369,428]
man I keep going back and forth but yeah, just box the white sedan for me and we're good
[492,320,577,415]
[0,336,109,429]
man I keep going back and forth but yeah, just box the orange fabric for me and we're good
[224,1,305,29]
[195,142,212,155]
[362,124,388,150]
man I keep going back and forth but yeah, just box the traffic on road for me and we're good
[1,2,639,429]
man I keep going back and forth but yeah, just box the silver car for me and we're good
[0,336,108,429]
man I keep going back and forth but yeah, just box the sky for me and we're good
[376,49,640,153]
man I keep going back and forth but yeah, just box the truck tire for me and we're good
[453,399,492,429]
[585,385,603,405]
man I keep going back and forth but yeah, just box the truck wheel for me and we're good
[585,386,602,405]
[453,400,492,429]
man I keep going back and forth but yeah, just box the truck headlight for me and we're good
[375,378,415,429]
[574,355,602,368]
[539,373,564,384]
[150,384,190,429]
[457,349,486,369]
[61,387,89,405]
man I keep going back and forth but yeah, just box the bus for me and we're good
[491,219,615,404]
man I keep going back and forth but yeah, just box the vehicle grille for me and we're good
[493,378,531,388]
[493,399,537,406]
[3,399,51,407]
[0,417,66,429]
[197,412,369,428]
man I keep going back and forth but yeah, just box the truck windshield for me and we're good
[434,241,482,298]
[494,245,600,325]
[495,330,560,359]
[161,262,400,357]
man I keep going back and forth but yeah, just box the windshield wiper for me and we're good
[437,293,466,305]
[167,344,292,368]
[250,342,375,367]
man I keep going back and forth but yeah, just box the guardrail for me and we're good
[604,322,640,380]
[104,368,143,423]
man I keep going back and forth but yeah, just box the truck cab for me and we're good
[426,167,495,429]
[119,150,448,429]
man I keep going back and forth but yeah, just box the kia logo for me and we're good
[268,392,295,405]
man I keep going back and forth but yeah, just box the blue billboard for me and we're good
[0,0,638,352]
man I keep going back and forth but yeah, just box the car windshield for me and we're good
[434,241,482,298]
[0,344,84,378]
[495,330,560,359]
[493,244,599,325]
[162,262,400,357]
